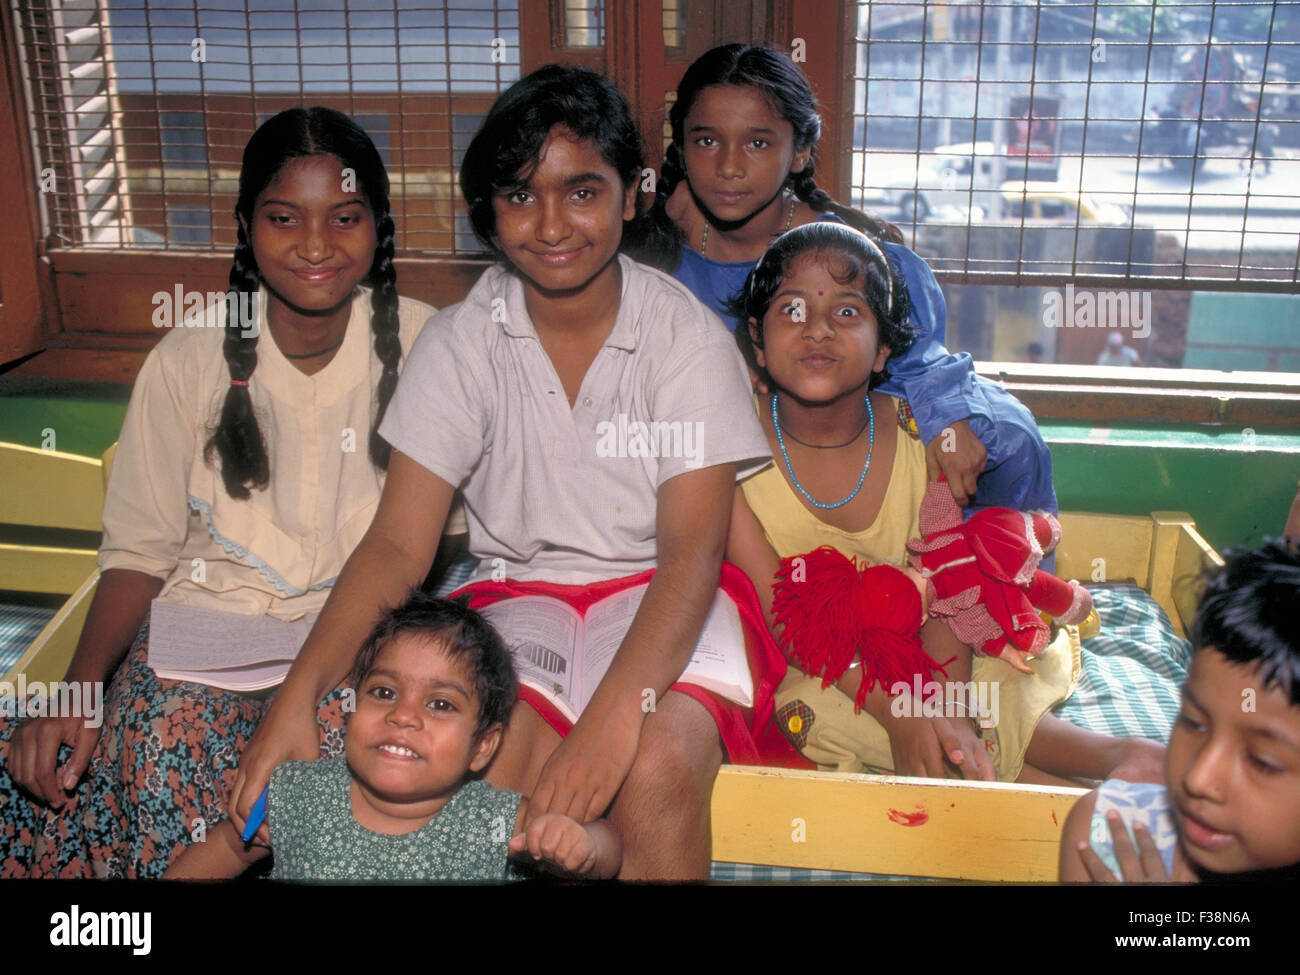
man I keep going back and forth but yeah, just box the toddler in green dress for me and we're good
[166,592,621,880]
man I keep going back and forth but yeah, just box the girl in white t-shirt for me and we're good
[0,107,431,878]
[229,66,779,881]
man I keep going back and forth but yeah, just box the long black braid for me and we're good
[625,44,903,271]
[367,207,401,469]
[205,223,269,499]
[205,106,400,498]
[789,163,902,244]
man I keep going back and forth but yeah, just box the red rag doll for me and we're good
[769,546,948,711]
[906,478,1093,674]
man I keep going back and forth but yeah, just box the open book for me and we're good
[480,583,753,724]
[147,599,316,691]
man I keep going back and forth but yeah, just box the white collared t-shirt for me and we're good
[380,255,771,585]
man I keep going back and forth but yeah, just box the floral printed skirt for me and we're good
[0,623,347,878]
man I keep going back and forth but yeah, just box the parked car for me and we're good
[880,141,1051,219]
[999,182,1130,224]
[879,141,998,220]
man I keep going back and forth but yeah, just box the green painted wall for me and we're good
[0,380,129,458]
[1042,421,1299,552]
[1185,292,1300,372]
[3,382,1297,554]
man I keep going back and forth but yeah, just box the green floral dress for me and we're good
[268,758,522,881]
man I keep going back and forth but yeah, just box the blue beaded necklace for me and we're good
[771,393,874,510]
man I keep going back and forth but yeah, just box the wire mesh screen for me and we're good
[17,0,520,254]
[852,0,1300,294]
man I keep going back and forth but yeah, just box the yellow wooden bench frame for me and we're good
[710,511,1223,882]
[2,442,114,685]
[3,482,1222,881]
[0,443,106,595]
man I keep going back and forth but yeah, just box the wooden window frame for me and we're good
[3,0,1297,426]
[0,4,50,370]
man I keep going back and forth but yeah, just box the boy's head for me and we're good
[1168,540,1300,876]
[458,64,645,258]
[733,222,916,389]
[346,593,518,805]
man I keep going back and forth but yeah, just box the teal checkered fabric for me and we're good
[710,862,939,883]
[431,552,478,598]
[712,584,1190,882]
[0,603,54,676]
[1052,583,1191,742]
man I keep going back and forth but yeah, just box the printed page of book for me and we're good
[680,589,754,707]
[479,596,583,721]
[579,583,651,712]
[580,584,753,709]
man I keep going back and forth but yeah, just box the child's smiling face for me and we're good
[490,126,636,298]
[750,252,890,406]
[245,154,376,319]
[1167,647,1300,875]
[346,635,501,829]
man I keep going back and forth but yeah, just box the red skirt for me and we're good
[454,562,802,766]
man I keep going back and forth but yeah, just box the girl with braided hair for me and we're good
[0,107,435,878]
[228,66,780,880]
[630,44,1054,514]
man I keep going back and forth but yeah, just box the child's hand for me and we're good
[510,813,599,876]
[1075,813,1199,883]
[931,712,997,781]
[1284,477,1300,546]
[887,708,995,781]
[995,644,1037,675]
[526,702,640,828]
[228,691,319,846]
[924,419,986,506]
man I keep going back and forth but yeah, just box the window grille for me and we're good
[16,0,521,255]
[852,0,1300,293]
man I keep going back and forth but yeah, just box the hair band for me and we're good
[230,379,249,387]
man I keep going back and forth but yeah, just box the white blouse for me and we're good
[100,287,434,623]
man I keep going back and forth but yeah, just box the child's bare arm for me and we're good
[1057,789,1100,882]
[724,487,782,628]
[164,820,269,879]
[1024,715,1165,785]
[924,419,986,506]
[509,799,622,878]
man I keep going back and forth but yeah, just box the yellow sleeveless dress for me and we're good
[740,397,1078,781]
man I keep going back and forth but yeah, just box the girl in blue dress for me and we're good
[633,43,1053,515]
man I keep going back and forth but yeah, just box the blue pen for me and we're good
[241,786,269,843]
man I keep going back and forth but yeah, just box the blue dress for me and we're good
[671,231,1058,516]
